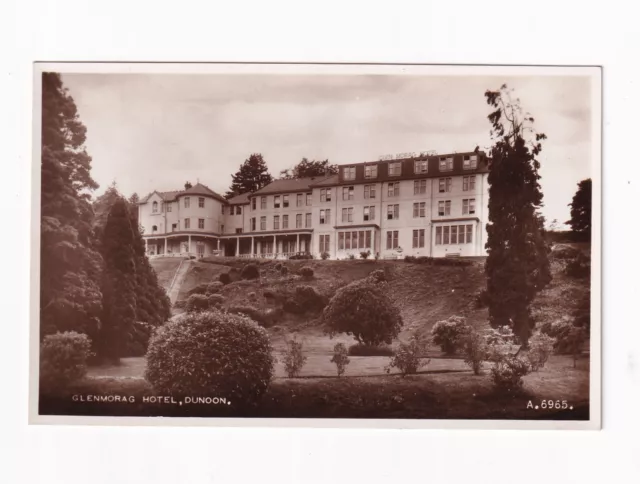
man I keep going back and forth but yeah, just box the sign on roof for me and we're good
[379,150,438,161]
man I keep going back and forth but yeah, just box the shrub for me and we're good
[219,272,231,285]
[565,254,590,279]
[330,343,350,377]
[432,258,472,267]
[300,266,314,279]
[228,305,279,328]
[207,294,225,309]
[526,332,556,371]
[416,256,433,264]
[431,316,472,355]
[474,289,489,308]
[348,343,394,356]
[40,332,93,392]
[145,310,274,404]
[347,253,356,260]
[550,244,581,260]
[368,269,386,283]
[490,356,531,394]
[385,334,429,377]
[374,252,380,261]
[281,338,307,378]
[173,299,186,309]
[573,292,591,330]
[484,326,518,362]
[207,282,224,294]
[274,262,282,271]
[289,253,314,260]
[248,291,257,300]
[282,297,304,314]
[187,283,211,296]
[280,265,289,276]
[185,293,210,313]
[323,279,403,346]
[320,252,330,260]
[294,285,326,312]
[539,320,576,354]
[263,289,276,300]
[461,330,488,375]
[404,255,416,263]
[360,250,371,260]
[241,263,260,280]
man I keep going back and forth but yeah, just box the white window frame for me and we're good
[414,160,428,174]
[439,157,454,171]
[463,154,478,170]
[364,164,378,179]
[414,179,427,195]
[343,166,356,180]
[388,162,402,176]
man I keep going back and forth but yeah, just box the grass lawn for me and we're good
[148,257,185,291]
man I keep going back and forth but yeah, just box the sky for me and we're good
[61,72,594,228]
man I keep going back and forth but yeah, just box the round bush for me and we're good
[431,316,472,355]
[295,285,326,312]
[241,263,260,280]
[300,266,314,279]
[186,293,210,313]
[219,272,231,285]
[145,310,275,403]
[207,282,224,294]
[323,279,403,346]
[40,331,92,392]
[368,269,386,283]
[207,294,225,308]
[280,265,289,276]
[274,263,282,271]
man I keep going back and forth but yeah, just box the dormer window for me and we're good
[439,157,454,171]
[388,162,401,176]
[414,160,428,174]
[364,164,378,179]
[152,201,158,213]
[463,154,478,169]
[343,166,356,180]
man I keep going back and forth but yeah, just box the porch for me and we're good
[222,231,313,259]
[144,233,221,259]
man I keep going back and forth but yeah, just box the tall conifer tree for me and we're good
[225,153,273,198]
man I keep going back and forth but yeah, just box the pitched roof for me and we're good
[139,190,182,203]
[227,192,251,205]
[252,176,332,196]
[181,182,226,202]
[309,174,339,187]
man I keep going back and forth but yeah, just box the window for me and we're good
[365,164,378,178]
[282,215,289,229]
[320,188,332,202]
[438,200,452,216]
[283,195,289,208]
[342,186,354,201]
[435,224,473,245]
[297,193,303,207]
[413,229,425,248]
[463,154,478,169]
[439,157,454,171]
[387,204,400,220]
[363,205,376,221]
[260,196,267,209]
[439,177,452,193]
[172,223,177,231]
[451,225,459,244]
[274,196,281,208]
[184,197,190,208]
[343,166,356,180]
[251,217,256,231]
[305,213,312,228]
[339,230,372,250]
[386,230,399,249]
[184,218,190,229]
[319,209,331,224]
[462,198,476,215]
[166,203,172,213]
[319,234,331,254]
[236,228,243,234]
[463,175,476,191]
[260,216,266,230]
[152,201,158,213]
[341,207,354,223]
[221,224,224,233]
[273,215,280,230]
[237,206,242,215]
[252,197,257,210]
[198,197,205,208]
[198,219,204,229]
[364,184,376,199]
[387,182,400,197]
[413,202,426,218]
[296,214,302,228]
[414,179,427,195]
[152,225,157,233]
[414,160,428,174]
[388,162,401,176]
[306,193,312,206]
[466,224,473,243]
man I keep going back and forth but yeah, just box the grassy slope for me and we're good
[148,257,186,291]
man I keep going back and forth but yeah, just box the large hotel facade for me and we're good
[137,151,490,260]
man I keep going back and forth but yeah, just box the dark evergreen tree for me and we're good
[40,73,103,340]
[484,84,551,346]
[279,158,338,179]
[92,182,122,242]
[225,153,273,198]
[128,192,140,226]
[567,178,592,241]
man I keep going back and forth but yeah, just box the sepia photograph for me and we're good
[30,63,601,428]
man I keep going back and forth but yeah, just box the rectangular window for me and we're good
[344,231,351,250]
[342,186,354,201]
[283,195,289,208]
[451,225,458,244]
[184,197,190,208]
[260,216,266,230]
[466,224,473,243]
[282,215,289,229]
[438,200,452,216]
[320,188,332,202]
[358,231,365,249]
[463,154,478,169]
[413,229,425,248]
[236,228,243,234]
[221,205,225,215]
[172,223,177,232]
[343,167,356,180]
[296,214,302,228]
[305,213,312,228]
[364,164,378,178]
[184,218,190,229]
[443,226,450,244]
[364,184,376,199]
[413,202,426,218]
[363,205,376,221]
[388,162,401,176]
[237,206,242,215]
[251,217,256,231]
[297,193,303,206]
[414,160,429,174]
[459,225,466,244]
[463,175,476,191]
[273,215,280,230]
[439,157,454,171]
[274,196,281,208]
[198,197,205,208]
[365,231,371,248]
[341,207,353,222]
[306,193,312,206]
[462,198,476,215]
[387,182,400,197]
[319,234,330,254]
[260,196,267,209]
[387,204,400,220]
[221,224,224,233]
[414,179,427,195]
[252,197,257,210]
[436,226,442,245]
[386,230,399,249]
[439,177,452,193]
[198,218,204,229]
[320,209,331,224]
[338,232,345,250]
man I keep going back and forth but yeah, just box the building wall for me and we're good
[246,192,313,233]
[139,193,226,236]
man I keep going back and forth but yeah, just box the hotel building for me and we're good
[137,150,490,259]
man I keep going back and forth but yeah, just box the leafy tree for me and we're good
[483,84,551,346]
[567,178,592,241]
[128,192,140,225]
[279,158,338,179]
[40,73,103,340]
[184,181,193,190]
[225,153,273,198]
[92,181,122,242]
